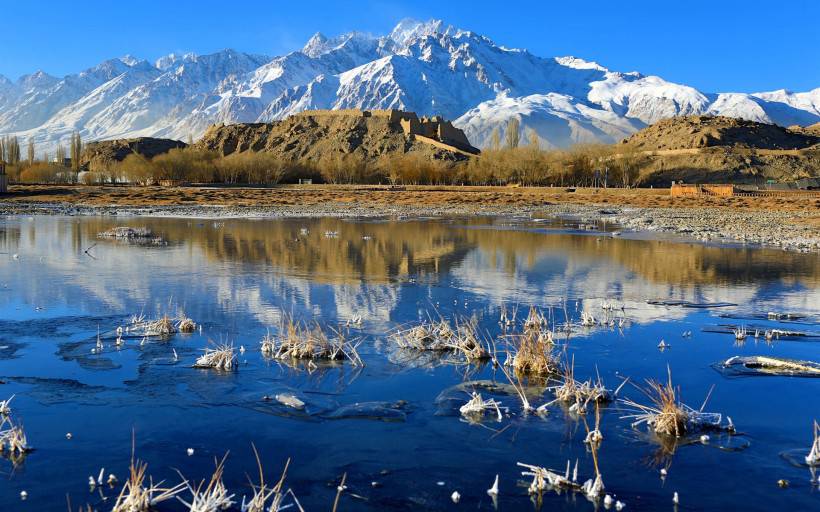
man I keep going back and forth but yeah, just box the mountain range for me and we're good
[1,19,818,154]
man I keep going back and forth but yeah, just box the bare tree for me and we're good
[505,117,520,149]
[490,127,501,151]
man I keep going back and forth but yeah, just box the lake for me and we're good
[0,215,818,511]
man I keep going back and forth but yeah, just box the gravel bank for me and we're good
[1,200,817,252]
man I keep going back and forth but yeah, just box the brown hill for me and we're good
[622,115,820,151]
[617,116,820,186]
[196,109,479,162]
[81,137,187,172]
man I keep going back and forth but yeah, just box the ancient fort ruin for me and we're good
[294,109,479,155]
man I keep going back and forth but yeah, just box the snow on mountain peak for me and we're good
[155,52,197,71]
[119,55,141,67]
[0,19,817,153]
[302,32,329,57]
[389,18,452,48]
[555,56,608,72]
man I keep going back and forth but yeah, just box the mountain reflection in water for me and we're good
[0,215,817,512]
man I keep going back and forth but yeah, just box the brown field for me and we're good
[2,184,818,214]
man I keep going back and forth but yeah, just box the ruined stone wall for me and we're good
[287,108,477,154]
[295,109,371,118]
[438,121,472,148]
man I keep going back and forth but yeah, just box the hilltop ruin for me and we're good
[197,109,480,162]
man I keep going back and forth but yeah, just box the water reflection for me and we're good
[1,216,816,328]
[0,216,818,511]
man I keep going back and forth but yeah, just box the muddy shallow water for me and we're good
[0,215,818,511]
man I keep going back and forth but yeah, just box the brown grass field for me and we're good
[2,184,817,214]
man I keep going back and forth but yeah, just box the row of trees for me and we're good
[5,120,646,187]
[1,133,84,182]
[71,143,645,187]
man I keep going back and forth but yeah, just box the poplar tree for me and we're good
[505,118,520,149]
[490,128,501,151]
[528,128,539,150]
[70,132,83,171]
[27,139,35,166]
[1,136,21,166]
[56,144,66,165]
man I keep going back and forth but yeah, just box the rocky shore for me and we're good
[2,199,817,253]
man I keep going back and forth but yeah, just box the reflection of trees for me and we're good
[456,228,818,287]
[1,217,816,314]
[64,217,819,288]
[73,218,478,285]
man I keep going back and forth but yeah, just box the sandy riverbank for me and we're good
[1,184,818,251]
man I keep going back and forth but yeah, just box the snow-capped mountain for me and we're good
[0,18,818,154]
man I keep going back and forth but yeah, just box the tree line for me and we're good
[0,133,83,182]
[4,118,648,187]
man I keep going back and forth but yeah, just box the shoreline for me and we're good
[1,185,818,252]
[3,201,818,253]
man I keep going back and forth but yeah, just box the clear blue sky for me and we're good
[0,0,817,93]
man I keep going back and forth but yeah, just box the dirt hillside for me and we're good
[620,116,820,185]
[195,112,474,162]
[623,115,820,151]
[81,137,187,171]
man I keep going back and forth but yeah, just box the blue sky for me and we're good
[0,0,817,93]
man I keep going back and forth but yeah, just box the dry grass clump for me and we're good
[546,358,619,413]
[260,331,276,357]
[112,457,185,512]
[240,447,304,512]
[98,226,166,246]
[620,367,732,437]
[0,416,31,456]
[506,319,558,377]
[177,317,197,333]
[519,451,605,500]
[98,227,153,239]
[390,314,491,362]
[193,343,237,371]
[264,316,363,366]
[146,316,177,336]
[128,314,177,337]
[127,305,197,338]
[177,455,235,511]
[518,461,581,494]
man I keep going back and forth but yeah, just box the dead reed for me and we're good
[458,392,505,422]
[0,416,31,456]
[177,454,235,511]
[240,446,299,512]
[0,395,13,416]
[546,358,617,414]
[390,316,490,362]
[264,315,363,366]
[620,366,732,437]
[505,316,558,378]
[112,448,185,512]
[807,420,820,466]
[193,343,237,371]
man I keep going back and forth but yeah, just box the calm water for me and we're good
[0,215,818,511]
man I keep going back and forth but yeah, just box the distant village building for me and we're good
[52,157,72,167]
[0,161,7,194]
